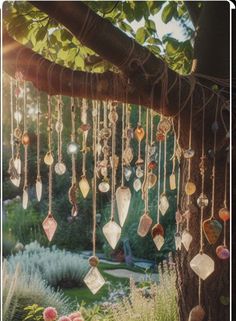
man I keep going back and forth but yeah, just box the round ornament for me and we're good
[156,132,165,141]
[55,162,66,175]
[44,152,54,166]
[183,148,195,159]
[98,181,110,193]
[67,142,79,155]
[185,181,196,195]
[197,193,209,208]
[89,256,99,267]
[148,161,157,170]
[216,245,230,260]
[136,166,144,178]
[219,207,230,222]
[21,132,30,145]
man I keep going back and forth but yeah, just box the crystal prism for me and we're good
[190,253,215,280]
[116,186,131,227]
[36,177,42,202]
[103,220,121,249]
[124,167,132,181]
[55,162,66,175]
[181,229,193,251]
[137,213,153,237]
[22,187,28,209]
[84,267,105,295]
[159,193,169,215]
[169,173,176,190]
[148,173,157,189]
[42,213,57,242]
[175,232,182,250]
[133,178,142,192]
[203,218,222,244]
[188,305,205,321]
[79,176,90,198]
[153,234,164,250]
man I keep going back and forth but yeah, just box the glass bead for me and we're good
[89,256,99,267]
[124,167,132,181]
[188,305,205,321]
[35,177,42,202]
[98,181,110,193]
[203,218,222,244]
[116,186,131,227]
[103,220,121,249]
[197,193,209,208]
[181,230,193,252]
[14,111,23,123]
[175,232,182,250]
[134,125,145,142]
[84,267,105,295]
[185,181,196,195]
[153,234,164,251]
[133,178,142,192]
[169,173,176,190]
[55,162,66,175]
[219,207,230,222]
[216,245,230,260]
[79,176,90,198]
[190,253,215,280]
[100,128,111,140]
[136,166,144,178]
[67,142,79,155]
[137,212,153,237]
[44,152,54,166]
[158,118,171,134]
[183,148,195,159]
[42,213,57,242]
[159,193,169,215]
[148,172,157,189]
[22,187,28,210]
[21,132,30,145]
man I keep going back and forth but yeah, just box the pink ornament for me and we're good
[68,312,82,321]
[58,317,71,321]
[43,307,58,321]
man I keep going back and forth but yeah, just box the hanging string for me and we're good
[150,108,154,145]
[92,100,98,256]
[176,77,181,208]
[157,137,162,224]
[110,104,116,220]
[23,81,28,190]
[163,134,167,194]
[47,95,53,213]
[71,97,76,184]
[138,105,142,162]
[10,77,14,158]
[144,109,149,212]
[121,103,125,186]
[223,159,228,208]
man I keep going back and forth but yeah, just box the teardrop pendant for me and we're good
[102,220,121,249]
[116,186,131,227]
[44,151,54,166]
[133,178,142,192]
[202,217,222,244]
[36,177,42,202]
[134,125,145,142]
[181,229,193,251]
[79,176,90,198]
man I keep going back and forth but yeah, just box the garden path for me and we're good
[104,269,159,283]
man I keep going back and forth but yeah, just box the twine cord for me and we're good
[144,109,149,212]
[110,104,116,220]
[157,136,162,224]
[10,77,14,158]
[92,100,97,256]
[121,103,125,186]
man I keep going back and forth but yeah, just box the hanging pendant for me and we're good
[148,161,157,170]
[181,229,193,251]
[14,127,22,139]
[44,152,54,166]
[102,219,121,249]
[148,172,157,189]
[21,132,30,145]
[219,207,230,222]
[185,180,196,195]
[67,142,79,155]
[137,212,153,237]
[84,266,106,295]
[175,232,182,250]
[98,181,110,193]
[79,176,90,198]
[55,120,63,133]
[183,148,195,159]
[136,166,144,178]
[42,212,57,242]
[169,173,176,190]
[203,217,222,244]
[175,210,182,224]
[100,127,112,140]
[190,253,215,280]
[123,146,133,165]
[156,131,165,142]
[14,110,23,123]
[133,178,142,192]
[153,234,165,251]
[216,245,230,260]
[108,109,118,124]
[55,162,66,175]
[157,118,171,134]
[197,193,209,208]
[35,177,42,202]
[116,186,131,227]
[124,166,132,181]
[159,193,169,215]
[188,305,205,321]
[22,186,28,209]
[134,125,145,142]
[151,223,164,238]
[8,158,20,187]
[68,183,77,205]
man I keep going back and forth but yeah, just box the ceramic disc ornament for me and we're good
[55,162,66,175]
[185,181,196,195]
[203,217,222,244]
[216,245,230,260]
[98,181,110,193]
[197,193,209,208]
[219,207,230,222]
[67,142,79,155]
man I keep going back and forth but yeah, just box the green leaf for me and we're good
[145,19,156,33]
[61,29,73,42]
[161,3,176,24]
[166,39,179,56]
[35,27,47,42]
[147,45,161,56]
[147,37,162,45]
[135,27,147,44]
[149,1,165,15]
[119,21,134,34]
[75,55,85,69]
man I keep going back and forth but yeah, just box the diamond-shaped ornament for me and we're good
[153,234,164,250]
[137,212,153,237]
[159,193,169,215]
[84,266,105,295]
[10,157,21,187]
[79,176,90,198]
[116,186,131,227]
[42,213,57,242]
[181,229,193,251]
[190,253,215,280]
[203,217,222,244]
[103,220,121,249]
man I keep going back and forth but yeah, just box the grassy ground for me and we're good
[63,262,146,307]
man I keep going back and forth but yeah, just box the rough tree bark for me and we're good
[3,1,230,321]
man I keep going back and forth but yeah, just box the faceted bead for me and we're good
[42,213,57,242]
[137,212,153,237]
[98,181,110,193]
[133,178,142,192]
[148,172,157,189]
[185,181,196,195]
[84,267,105,295]
[159,193,169,215]
[169,173,176,190]
[188,305,205,321]
[35,177,42,202]
[153,234,164,251]
[175,232,182,250]
[134,125,145,141]
[79,176,90,198]
[183,148,195,159]
[203,218,222,244]
[44,152,54,165]
[103,220,121,249]
[197,193,209,208]
[216,245,230,260]
[116,186,131,227]
[219,207,230,222]
[55,162,66,175]
[190,253,215,280]
[181,230,193,252]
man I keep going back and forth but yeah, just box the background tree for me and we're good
[2,1,231,321]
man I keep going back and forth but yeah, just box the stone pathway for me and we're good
[104,269,159,282]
